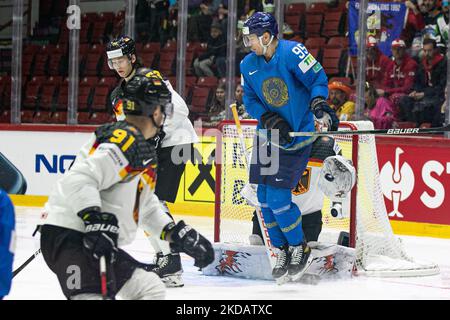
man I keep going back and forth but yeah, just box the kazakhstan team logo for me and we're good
[262,77,289,108]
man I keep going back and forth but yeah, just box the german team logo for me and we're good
[262,77,289,108]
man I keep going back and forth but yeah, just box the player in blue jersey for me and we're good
[0,189,15,299]
[240,12,339,283]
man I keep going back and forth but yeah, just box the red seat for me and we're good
[197,76,218,89]
[49,111,67,124]
[33,110,51,123]
[23,80,41,109]
[305,14,323,37]
[23,44,40,55]
[0,110,10,123]
[100,77,118,90]
[91,22,107,43]
[48,54,63,76]
[321,18,342,38]
[77,111,92,124]
[141,52,156,67]
[21,110,35,123]
[326,36,348,49]
[98,12,115,23]
[161,40,177,54]
[307,3,328,14]
[322,48,343,76]
[90,112,113,124]
[158,60,174,76]
[84,53,101,76]
[78,84,93,111]
[189,86,210,112]
[57,81,69,110]
[39,84,57,110]
[284,15,301,33]
[92,85,110,111]
[140,42,161,55]
[397,121,417,129]
[285,3,306,16]
[305,37,327,49]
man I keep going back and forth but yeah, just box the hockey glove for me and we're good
[162,220,214,268]
[310,97,339,131]
[260,111,293,146]
[78,208,119,261]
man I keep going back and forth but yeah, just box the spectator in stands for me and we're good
[420,0,448,53]
[378,39,417,110]
[401,0,426,49]
[147,0,171,44]
[328,81,355,121]
[364,82,398,129]
[193,21,227,77]
[234,83,251,119]
[366,36,392,88]
[204,83,226,126]
[188,1,214,42]
[398,38,446,126]
[434,86,447,127]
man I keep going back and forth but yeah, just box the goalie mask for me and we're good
[113,68,173,123]
[318,155,356,200]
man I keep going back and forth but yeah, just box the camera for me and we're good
[330,201,343,219]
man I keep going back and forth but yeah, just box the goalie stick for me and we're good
[289,123,450,137]
[229,104,277,269]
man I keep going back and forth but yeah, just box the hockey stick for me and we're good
[12,248,41,278]
[99,256,111,300]
[289,123,450,137]
[229,104,277,268]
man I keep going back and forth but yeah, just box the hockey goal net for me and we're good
[214,120,439,277]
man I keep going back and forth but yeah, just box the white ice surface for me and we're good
[5,206,450,300]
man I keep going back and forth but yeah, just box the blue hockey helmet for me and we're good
[242,12,278,47]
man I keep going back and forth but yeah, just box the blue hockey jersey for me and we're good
[240,39,329,149]
[0,189,15,299]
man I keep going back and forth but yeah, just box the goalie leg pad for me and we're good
[117,268,166,300]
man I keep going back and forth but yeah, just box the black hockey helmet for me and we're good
[113,68,173,121]
[106,35,137,69]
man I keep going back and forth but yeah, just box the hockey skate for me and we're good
[287,242,314,282]
[272,246,290,285]
[149,252,184,288]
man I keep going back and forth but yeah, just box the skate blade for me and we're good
[296,273,320,285]
[288,255,315,282]
[275,273,290,286]
[162,274,184,288]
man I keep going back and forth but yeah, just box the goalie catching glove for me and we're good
[318,155,356,200]
[310,97,339,131]
[78,208,119,261]
[260,111,293,146]
[161,220,214,268]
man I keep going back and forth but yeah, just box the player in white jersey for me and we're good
[39,71,214,300]
[107,36,199,288]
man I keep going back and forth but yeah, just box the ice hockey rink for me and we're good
[5,206,450,300]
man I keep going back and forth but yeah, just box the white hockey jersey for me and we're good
[42,121,173,246]
[161,79,199,148]
[291,136,341,215]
